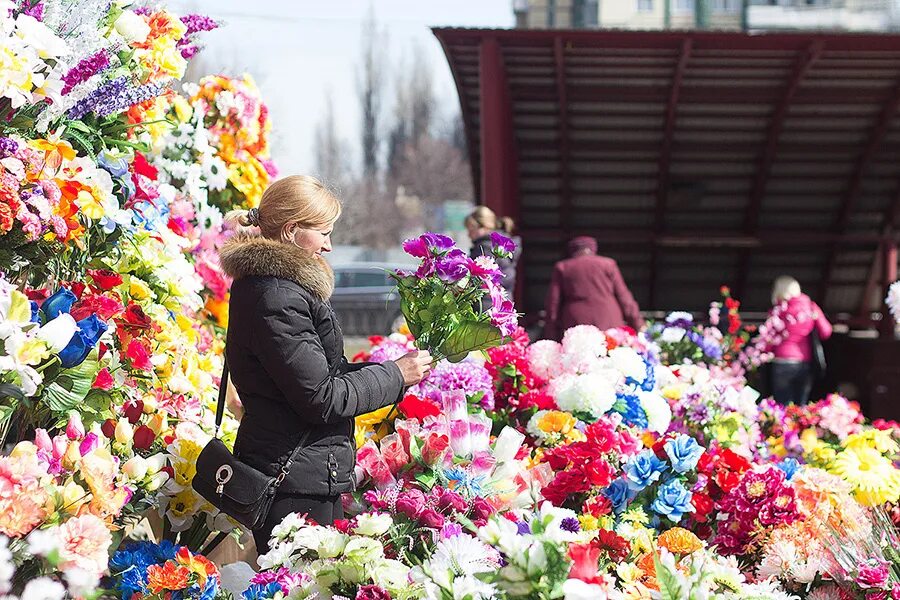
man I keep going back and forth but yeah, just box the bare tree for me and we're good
[313,90,350,187]
[357,4,387,177]
[332,179,403,250]
[394,134,472,204]
[386,43,437,177]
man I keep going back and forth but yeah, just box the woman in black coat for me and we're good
[219,175,431,553]
[465,206,521,297]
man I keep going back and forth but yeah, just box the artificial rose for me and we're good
[92,368,114,390]
[87,269,123,291]
[133,425,155,450]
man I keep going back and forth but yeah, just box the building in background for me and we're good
[512,0,900,32]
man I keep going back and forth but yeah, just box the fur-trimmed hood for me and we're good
[220,235,334,300]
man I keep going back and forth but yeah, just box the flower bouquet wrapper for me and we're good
[391,232,519,363]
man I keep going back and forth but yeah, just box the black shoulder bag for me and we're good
[810,325,827,381]
[192,360,309,530]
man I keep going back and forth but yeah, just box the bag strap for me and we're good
[214,359,228,438]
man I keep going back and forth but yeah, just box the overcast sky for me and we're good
[169,1,513,176]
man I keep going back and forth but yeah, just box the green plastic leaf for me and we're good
[654,553,685,600]
[439,321,503,363]
[409,435,424,465]
[42,352,100,415]
[0,382,24,401]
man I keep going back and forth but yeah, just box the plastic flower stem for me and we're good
[199,531,229,557]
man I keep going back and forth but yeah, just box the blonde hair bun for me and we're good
[224,176,342,239]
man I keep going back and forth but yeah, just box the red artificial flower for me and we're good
[167,216,191,238]
[420,432,450,465]
[87,269,123,291]
[101,418,116,438]
[98,342,109,361]
[594,529,631,563]
[133,425,155,450]
[398,394,441,421]
[351,351,369,363]
[123,399,144,424]
[68,281,86,299]
[119,302,153,330]
[92,368,114,391]
[132,152,158,180]
[582,496,612,518]
[333,518,351,533]
[568,543,603,584]
[690,492,714,523]
[125,339,153,372]
[70,293,124,321]
[25,288,50,303]
[367,335,385,346]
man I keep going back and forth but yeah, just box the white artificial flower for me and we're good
[526,339,563,380]
[638,390,672,434]
[114,10,150,43]
[14,15,68,59]
[20,577,65,600]
[36,313,77,353]
[201,154,228,190]
[26,528,59,557]
[63,568,97,598]
[256,540,294,570]
[122,455,149,481]
[450,575,498,600]
[270,512,308,540]
[563,578,607,600]
[738,578,800,600]
[353,513,393,537]
[427,533,498,586]
[609,347,647,383]
[0,536,12,594]
[665,311,694,325]
[887,280,900,322]
[561,324,607,359]
[660,326,686,343]
[341,537,382,563]
[555,372,616,419]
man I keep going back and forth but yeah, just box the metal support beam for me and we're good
[879,240,898,338]
[554,36,572,240]
[479,36,519,224]
[736,41,822,300]
[858,243,883,319]
[650,38,692,309]
[819,80,900,301]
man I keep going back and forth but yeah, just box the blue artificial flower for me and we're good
[624,449,666,492]
[97,150,129,178]
[58,314,108,368]
[776,457,801,480]
[612,392,649,429]
[29,301,39,324]
[651,480,694,523]
[41,287,77,320]
[443,466,485,498]
[517,521,531,535]
[242,583,284,600]
[602,478,631,513]
[664,434,705,474]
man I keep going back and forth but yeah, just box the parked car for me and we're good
[329,263,410,336]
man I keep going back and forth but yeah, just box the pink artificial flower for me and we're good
[378,434,409,475]
[419,508,445,529]
[78,433,100,456]
[858,559,891,590]
[396,489,426,520]
[34,429,52,453]
[356,442,396,490]
[420,431,450,466]
[56,514,113,577]
[66,413,85,440]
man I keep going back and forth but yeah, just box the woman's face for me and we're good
[466,219,486,241]
[288,223,334,256]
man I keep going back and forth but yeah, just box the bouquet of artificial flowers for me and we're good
[391,232,518,362]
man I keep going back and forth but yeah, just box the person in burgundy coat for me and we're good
[543,236,645,340]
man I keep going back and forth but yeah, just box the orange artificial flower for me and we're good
[175,546,217,587]
[146,561,190,592]
[657,527,703,555]
[31,136,76,171]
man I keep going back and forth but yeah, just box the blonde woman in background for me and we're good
[465,205,521,296]
[767,275,833,405]
[219,176,432,552]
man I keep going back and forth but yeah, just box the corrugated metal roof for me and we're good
[433,28,900,319]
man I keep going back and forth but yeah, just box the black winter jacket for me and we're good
[219,236,405,496]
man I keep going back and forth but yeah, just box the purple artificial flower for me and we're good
[403,232,456,259]
[179,13,219,36]
[68,77,169,120]
[415,257,435,278]
[487,281,517,337]
[435,249,470,283]
[18,0,43,20]
[490,231,516,259]
[560,517,581,533]
[469,255,503,285]
[0,137,18,158]
[61,50,110,95]
[516,521,531,535]
[179,45,200,60]
[409,359,495,410]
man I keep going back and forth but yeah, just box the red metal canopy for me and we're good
[433,27,900,322]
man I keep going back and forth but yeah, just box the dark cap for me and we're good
[568,236,597,256]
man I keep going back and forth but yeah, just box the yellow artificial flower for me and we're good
[844,430,900,455]
[355,405,395,446]
[805,443,837,468]
[578,514,599,532]
[799,428,821,454]
[616,562,645,585]
[129,277,153,301]
[6,289,33,323]
[661,385,683,401]
[15,339,50,366]
[830,446,900,506]
[172,94,192,122]
[58,480,89,515]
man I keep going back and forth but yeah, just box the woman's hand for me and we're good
[395,350,432,386]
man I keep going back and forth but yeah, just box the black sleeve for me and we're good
[250,289,405,424]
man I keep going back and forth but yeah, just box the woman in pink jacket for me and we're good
[768,276,833,405]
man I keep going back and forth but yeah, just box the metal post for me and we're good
[880,240,898,338]
[664,0,672,29]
